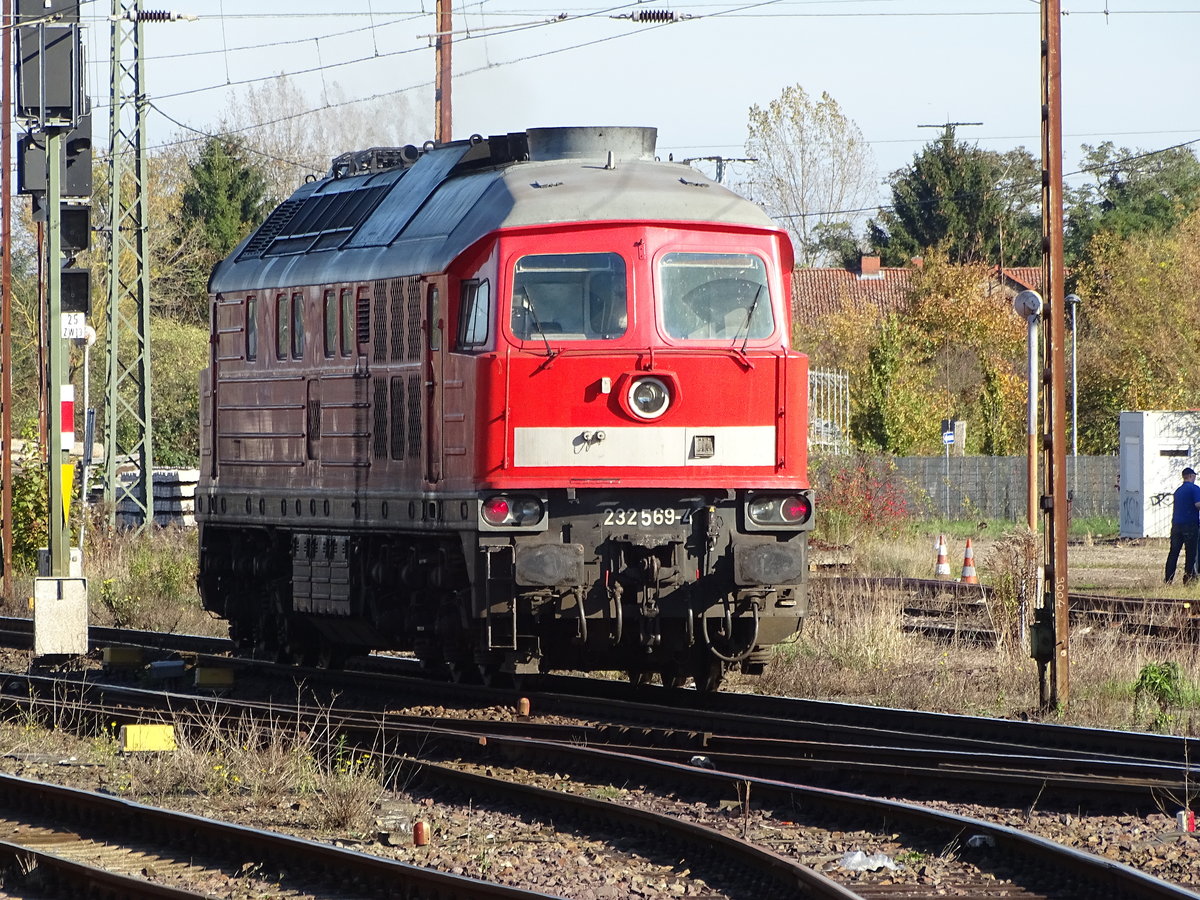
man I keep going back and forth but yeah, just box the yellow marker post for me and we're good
[119,724,177,753]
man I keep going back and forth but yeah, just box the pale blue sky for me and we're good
[80,0,1200,208]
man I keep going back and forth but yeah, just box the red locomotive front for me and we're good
[198,126,812,689]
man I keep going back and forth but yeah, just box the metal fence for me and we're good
[808,368,851,455]
[888,455,1118,521]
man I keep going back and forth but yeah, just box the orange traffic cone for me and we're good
[960,538,978,584]
[934,534,951,579]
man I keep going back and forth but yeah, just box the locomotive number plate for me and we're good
[603,508,693,527]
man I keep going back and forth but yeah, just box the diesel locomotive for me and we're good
[197,126,813,690]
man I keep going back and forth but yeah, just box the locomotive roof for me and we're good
[209,127,782,294]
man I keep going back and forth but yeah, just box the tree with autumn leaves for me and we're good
[805,255,1026,456]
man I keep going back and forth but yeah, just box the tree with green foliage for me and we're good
[181,136,269,259]
[1072,210,1200,452]
[1065,142,1200,266]
[744,85,878,266]
[867,126,1041,267]
[146,318,211,466]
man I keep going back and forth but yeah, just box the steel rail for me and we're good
[441,738,1199,900]
[0,772,567,900]
[5,670,1196,802]
[3,616,1198,779]
[415,760,860,900]
[2,673,1195,898]
[2,672,1190,897]
[0,839,211,898]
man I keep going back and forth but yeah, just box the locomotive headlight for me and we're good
[480,494,546,528]
[746,492,814,528]
[628,376,670,420]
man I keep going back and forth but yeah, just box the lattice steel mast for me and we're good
[103,0,154,528]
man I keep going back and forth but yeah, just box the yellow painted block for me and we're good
[119,724,176,753]
[193,667,235,688]
[102,647,144,668]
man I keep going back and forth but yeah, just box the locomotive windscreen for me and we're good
[511,252,628,341]
[660,252,773,341]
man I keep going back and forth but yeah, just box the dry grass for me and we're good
[121,705,385,835]
[1,525,223,636]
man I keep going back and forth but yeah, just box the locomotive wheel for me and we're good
[693,658,725,693]
[447,661,481,684]
[478,663,513,688]
[627,671,654,687]
[659,665,689,689]
[315,644,366,670]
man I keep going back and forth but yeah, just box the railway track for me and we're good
[0,770,566,899]
[1,619,1199,896]
[817,575,1200,646]
[1,664,1197,898]
[4,616,1200,802]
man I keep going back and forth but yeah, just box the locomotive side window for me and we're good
[246,295,257,361]
[340,289,354,356]
[511,253,627,341]
[457,279,490,348]
[323,290,337,358]
[661,252,773,341]
[275,293,289,360]
[292,291,306,359]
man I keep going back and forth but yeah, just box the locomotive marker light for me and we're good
[479,495,547,530]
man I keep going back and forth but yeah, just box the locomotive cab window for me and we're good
[275,293,289,360]
[246,295,257,361]
[661,252,773,341]
[457,279,490,349]
[511,252,627,342]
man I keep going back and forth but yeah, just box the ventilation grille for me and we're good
[389,376,406,460]
[240,199,304,258]
[371,379,387,459]
[406,374,422,459]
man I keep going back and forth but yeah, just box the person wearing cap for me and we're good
[1165,467,1200,584]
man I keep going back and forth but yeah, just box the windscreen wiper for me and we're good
[734,283,765,353]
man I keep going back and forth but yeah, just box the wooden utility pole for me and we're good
[2,0,14,587]
[1038,0,1070,709]
[434,0,451,143]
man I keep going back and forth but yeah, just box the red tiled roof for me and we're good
[792,262,1046,329]
[990,266,1043,294]
[791,265,914,328]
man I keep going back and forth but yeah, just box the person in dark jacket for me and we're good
[1165,467,1200,584]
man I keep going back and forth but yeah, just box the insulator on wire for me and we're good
[629,8,681,22]
[122,10,198,22]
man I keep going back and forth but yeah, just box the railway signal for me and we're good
[14,0,89,654]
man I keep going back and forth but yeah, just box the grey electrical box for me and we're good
[33,575,87,657]
[16,23,82,122]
